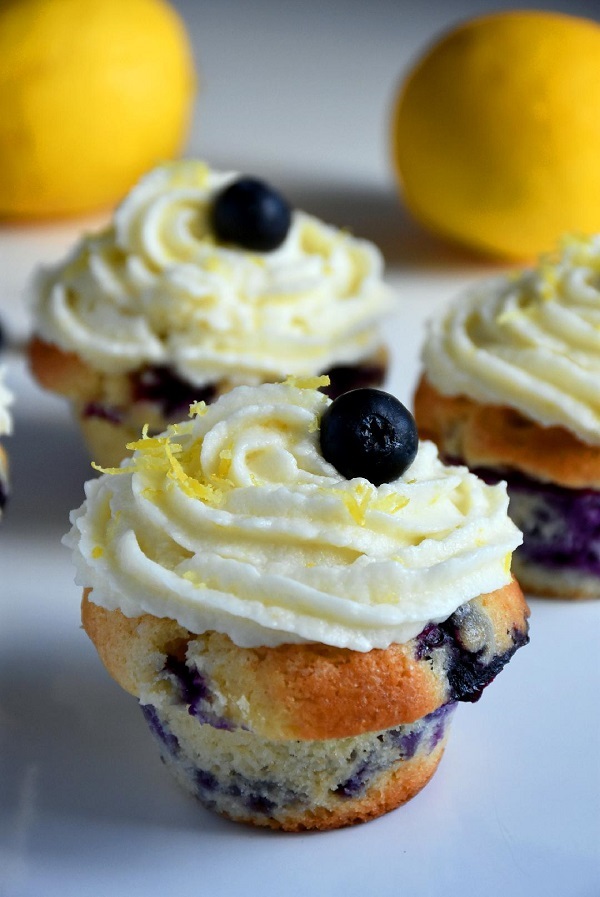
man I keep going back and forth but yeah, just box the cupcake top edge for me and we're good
[64,380,522,652]
[29,159,393,387]
[422,233,600,445]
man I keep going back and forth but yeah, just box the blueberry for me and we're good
[211,177,292,252]
[319,388,418,486]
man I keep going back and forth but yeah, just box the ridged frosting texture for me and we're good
[30,160,391,387]
[422,235,600,445]
[65,381,521,651]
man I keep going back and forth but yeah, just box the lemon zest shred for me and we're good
[91,546,104,559]
[373,493,409,514]
[218,448,232,479]
[324,481,375,526]
[182,570,206,587]
[284,374,330,390]
[189,401,208,418]
[91,461,129,475]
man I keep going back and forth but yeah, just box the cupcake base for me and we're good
[81,578,528,830]
[414,375,600,599]
[142,701,455,831]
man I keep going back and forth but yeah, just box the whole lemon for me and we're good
[392,12,600,260]
[0,0,196,219]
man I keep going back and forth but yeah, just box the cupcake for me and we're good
[65,378,528,831]
[28,160,392,468]
[415,235,600,598]
[0,368,12,514]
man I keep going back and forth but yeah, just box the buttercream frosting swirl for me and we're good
[65,380,521,651]
[30,160,392,386]
[423,235,600,445]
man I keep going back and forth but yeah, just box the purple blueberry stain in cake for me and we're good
[141,704,180,755]
[164,655,211,705]
[82,401,124,426]
[199,771,304,816]
[334,755,374,799]
[414,622,451,660]
[163,655,237,731]
[387,727,423,761]
[334,703,456,800]
[414,599,528,704]
[444,456,600,578]
[132,366,217,419]
[195,769,219,793]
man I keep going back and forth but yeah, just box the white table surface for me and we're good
[1,2,599,896]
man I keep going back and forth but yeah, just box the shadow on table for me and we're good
[0,644,224,833]
[4,407,93,540]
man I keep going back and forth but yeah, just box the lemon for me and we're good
[391,12,600,260]
[0,0,196,219]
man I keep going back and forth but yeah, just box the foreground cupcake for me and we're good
[28,160,392,467]
[66,379,528,830]
[0,369,12,514]
[415,234,600,598]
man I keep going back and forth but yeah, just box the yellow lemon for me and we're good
[0,0,196,219]
[391,12,600,260]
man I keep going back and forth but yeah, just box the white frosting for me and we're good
[423,235,600,445]
[0,369,12,437]
[30,160,392,386]
[65,381,521,651]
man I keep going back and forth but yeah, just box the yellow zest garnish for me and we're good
[373,493,409,515]
[182,570,206,587]
[503,553,512,575]
[91,546,104,559]
[284,374,330,390]
[308,415,320,433]
[91,420,225,505]
[330,481,375,526]
[189,401,208,417]
[165,440,223,504]
[218,448,232,479]
[91,461,129,475]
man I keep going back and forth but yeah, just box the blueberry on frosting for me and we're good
[211,176,292,251]
[319,388,419,486]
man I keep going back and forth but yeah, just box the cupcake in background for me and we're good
[0,368,13,514]
[415,234,600,598]
[28,160,392,468]
[66,378,528,831]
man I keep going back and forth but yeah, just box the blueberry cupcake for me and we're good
[28,160,392,468]
[0,369,12,515]
[415,234,600,598]
[66,379,528,831]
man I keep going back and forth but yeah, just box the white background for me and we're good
[1,2,599,895]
